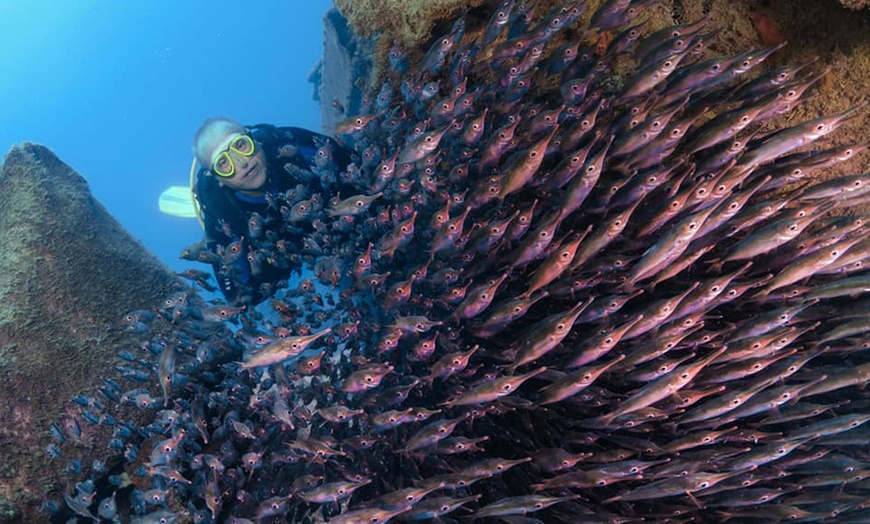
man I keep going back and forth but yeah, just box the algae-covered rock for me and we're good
[839,0,870,10]
[641,0,870,211]
[316,8,376,135]
[0,498,20,523]
[329,0,869,210]
[333,0,485,47]
[0,143,181,520]
[333,0,488,88]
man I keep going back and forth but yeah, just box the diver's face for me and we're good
[220,149,267,193]
[214,136,268,194]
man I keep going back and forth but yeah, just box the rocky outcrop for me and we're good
[0,143,181,521]
[327,0,869,206]
[333,0,487,50]
[839,0,870,10]
[314,8,376,136]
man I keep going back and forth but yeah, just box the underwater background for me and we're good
[2,0,870,522]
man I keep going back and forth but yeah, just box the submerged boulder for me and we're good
[0,143,180,521]
[314,8,376,135]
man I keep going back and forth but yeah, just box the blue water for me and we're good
[0,0,333,272]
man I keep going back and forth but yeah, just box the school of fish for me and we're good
[45,0,870,522]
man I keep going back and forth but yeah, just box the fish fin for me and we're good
[601,494,622,505]
[158,185,198,218]
[582,414,616,429]
[704,259,725,275]
[686,490,705,509]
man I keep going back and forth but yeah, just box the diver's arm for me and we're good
[196,168,265,305]
[203,238,252,305]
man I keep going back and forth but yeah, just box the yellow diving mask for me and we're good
[211,133,256,177]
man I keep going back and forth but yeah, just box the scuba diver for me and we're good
[191,116,355,305]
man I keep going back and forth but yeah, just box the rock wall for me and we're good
[0,143,181,521]
[840,0,870,10]
[316,8,376,135]
[328,0,869,209]
[332,0,488,78]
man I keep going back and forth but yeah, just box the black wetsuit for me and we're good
[193,124,353,305]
